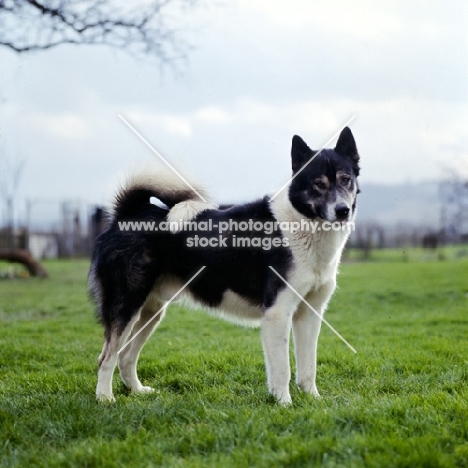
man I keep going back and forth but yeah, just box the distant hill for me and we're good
[356,181,441,228]
[21,181,443,232]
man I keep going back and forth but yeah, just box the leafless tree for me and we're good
[439,171,468,243]
[0,152,48,276]
[353,222,385,259]
[0,150,25,244]
[0,0,197,63]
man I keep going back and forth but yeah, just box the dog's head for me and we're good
[288,127,360,222]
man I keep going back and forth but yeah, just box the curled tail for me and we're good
[113,166,215,220]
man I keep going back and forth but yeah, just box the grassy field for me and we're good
[0,255,467,467]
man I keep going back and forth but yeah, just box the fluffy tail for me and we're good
[113,166,212,219]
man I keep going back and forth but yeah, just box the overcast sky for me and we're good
[1,0,467,223]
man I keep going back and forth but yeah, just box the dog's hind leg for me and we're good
[96,312,141,402]
[118,294,167,394]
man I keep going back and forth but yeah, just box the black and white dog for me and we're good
[89,127,360,404]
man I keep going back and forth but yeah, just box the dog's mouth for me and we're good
[302,200,352,224]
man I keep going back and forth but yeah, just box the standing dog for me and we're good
[89,127,360,404]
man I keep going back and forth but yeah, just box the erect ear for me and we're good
[335,127,359,164]
[291,135,313,174]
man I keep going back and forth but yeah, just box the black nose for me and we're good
[335,205,350,220]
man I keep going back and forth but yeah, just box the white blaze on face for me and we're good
[324,171,357,222]
[324,201,337,222]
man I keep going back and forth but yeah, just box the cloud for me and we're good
[1,0,466,208]
[123,99,345,142]
[126,110,193,138]
[195,106,232,125]
[239,0,403,39]
[30,112,91,140]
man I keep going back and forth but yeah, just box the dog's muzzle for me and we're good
[335,204,350,221]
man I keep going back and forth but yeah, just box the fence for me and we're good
[0,202,108,259]
[1,200,466,260]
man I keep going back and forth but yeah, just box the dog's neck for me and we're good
[269,189,352,265]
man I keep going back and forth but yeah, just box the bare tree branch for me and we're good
[0,0,196,63]
[439,169,468,243]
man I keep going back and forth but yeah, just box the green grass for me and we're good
[0,257,467,467]
[346,245,468,263]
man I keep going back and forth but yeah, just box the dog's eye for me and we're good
[314,180,327,190]
[341,176,351,186]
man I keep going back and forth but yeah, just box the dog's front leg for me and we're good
[261,306,294,405]
[292,280,336,397]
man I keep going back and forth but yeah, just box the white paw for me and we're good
[297,381,320,398]
[277,394,292,406]
[96,392,116,403]
[132,385,155,395]
[271,389,292,405]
